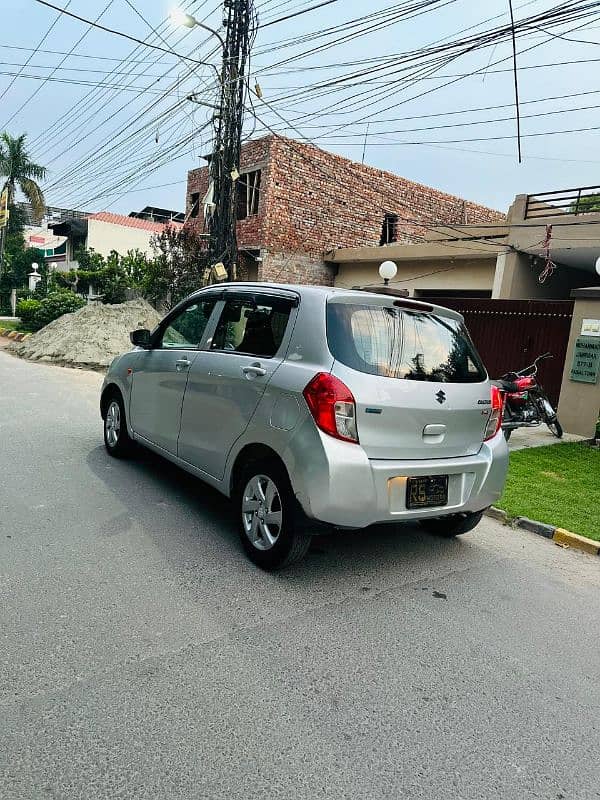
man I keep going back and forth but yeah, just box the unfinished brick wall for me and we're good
[186,134,504,284]
[262,136,504,254]
[260,251,334,286]
[187,137,273,248]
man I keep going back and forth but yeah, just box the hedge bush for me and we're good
[33,290,86,330]
[18,290,86,332]
[15,298,42,329]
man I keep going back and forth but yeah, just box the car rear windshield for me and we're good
[326,302,486,383]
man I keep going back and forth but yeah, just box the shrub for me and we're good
[16,298,42,329]
[30,290,86,331]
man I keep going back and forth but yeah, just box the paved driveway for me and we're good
[1,350,599,800]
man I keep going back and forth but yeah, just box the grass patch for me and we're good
[0,319,21,332]
[497,442,600,541]
[0,319,31,334]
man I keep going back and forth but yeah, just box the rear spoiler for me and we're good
[353,286,433,311]
[329,288,463,322]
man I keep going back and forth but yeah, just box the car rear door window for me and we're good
[210,296,293,357]
[327,302,486,383]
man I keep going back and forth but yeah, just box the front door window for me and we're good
[159,299,216,349]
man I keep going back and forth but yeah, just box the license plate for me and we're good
[406,475,449,509]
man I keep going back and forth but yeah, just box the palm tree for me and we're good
[0,132,47,221]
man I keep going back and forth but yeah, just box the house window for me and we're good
[190,192,200,219]
[380,212,399,245]
[236,170,261,220]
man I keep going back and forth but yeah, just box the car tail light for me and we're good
[484,385,504,441]
[303,373,359,443]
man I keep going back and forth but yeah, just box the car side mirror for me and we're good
[130,328,151,348]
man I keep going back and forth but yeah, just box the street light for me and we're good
[170,8,225,48]
[170,8,197,28]
[379,260,398,286]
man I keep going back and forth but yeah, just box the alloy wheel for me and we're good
[241,474,283,551]
[105,400,121,448]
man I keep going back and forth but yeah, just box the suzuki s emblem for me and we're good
[436,390,446,404]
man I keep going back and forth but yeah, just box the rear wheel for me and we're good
[418,510,484,538]
[235,459,312,570]
[103,394,133,458]
[503,428,512,442]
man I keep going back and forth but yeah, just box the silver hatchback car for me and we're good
[101,283,508,568]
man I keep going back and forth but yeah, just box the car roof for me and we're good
[190,282,463,321]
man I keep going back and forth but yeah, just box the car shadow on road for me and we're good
[86,443,464,583]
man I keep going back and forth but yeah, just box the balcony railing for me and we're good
[525,185,600,219]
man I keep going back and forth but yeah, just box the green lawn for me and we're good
[0,319,21,331]
[497,442,600,541]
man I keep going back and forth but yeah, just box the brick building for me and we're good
[186,134,504,285]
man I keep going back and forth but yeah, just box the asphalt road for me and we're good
[1,348,600,800]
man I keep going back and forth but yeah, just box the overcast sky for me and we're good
[2,0,600,217]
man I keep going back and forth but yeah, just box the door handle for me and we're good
[175,358,191,372]
[242,364,267,377]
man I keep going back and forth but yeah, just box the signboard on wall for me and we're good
[581,318,600,337]
[570,336,600,384]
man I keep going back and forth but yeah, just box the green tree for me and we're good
[0,132,47,220]
[570,194,600,214]
[52,247,151,304]
[0,133,47,308]
[10,246,46,288]
[144,226,208,311]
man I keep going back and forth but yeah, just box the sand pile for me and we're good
[10,299,161,369]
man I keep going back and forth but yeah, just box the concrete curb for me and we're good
[486,507,600,556]
[553,528,600,555]
[0,329,29,341]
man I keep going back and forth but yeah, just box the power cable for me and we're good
[0,0,72,103]
[32,0,220,67]
[261,0,342,27]
[1,0,116,129]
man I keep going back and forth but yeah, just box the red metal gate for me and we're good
[418,298,574,407]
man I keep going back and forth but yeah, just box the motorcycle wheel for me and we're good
[547,418,563,439]
[503,428,512,442]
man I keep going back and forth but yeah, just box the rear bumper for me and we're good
[293,429,509,529]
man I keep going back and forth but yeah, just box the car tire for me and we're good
[547,418,563,439]
[235,459,312,570]
[418,510,485,538]
[103,393,133,458]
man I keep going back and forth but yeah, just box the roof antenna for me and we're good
[361,122,370,164]
[508,0,522,163]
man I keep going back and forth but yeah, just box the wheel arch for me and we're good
[229,443,290,498]
[100,382,124,419]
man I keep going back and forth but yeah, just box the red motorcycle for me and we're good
[496,353,563,442]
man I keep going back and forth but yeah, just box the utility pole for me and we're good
[208,0,253,279]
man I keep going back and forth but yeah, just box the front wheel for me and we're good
[418,510,485,538]
[538,397,563,438]
[103,394,133,458]
[547,418,563,438]
[503,427,512,442]
[236,460,312,570]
